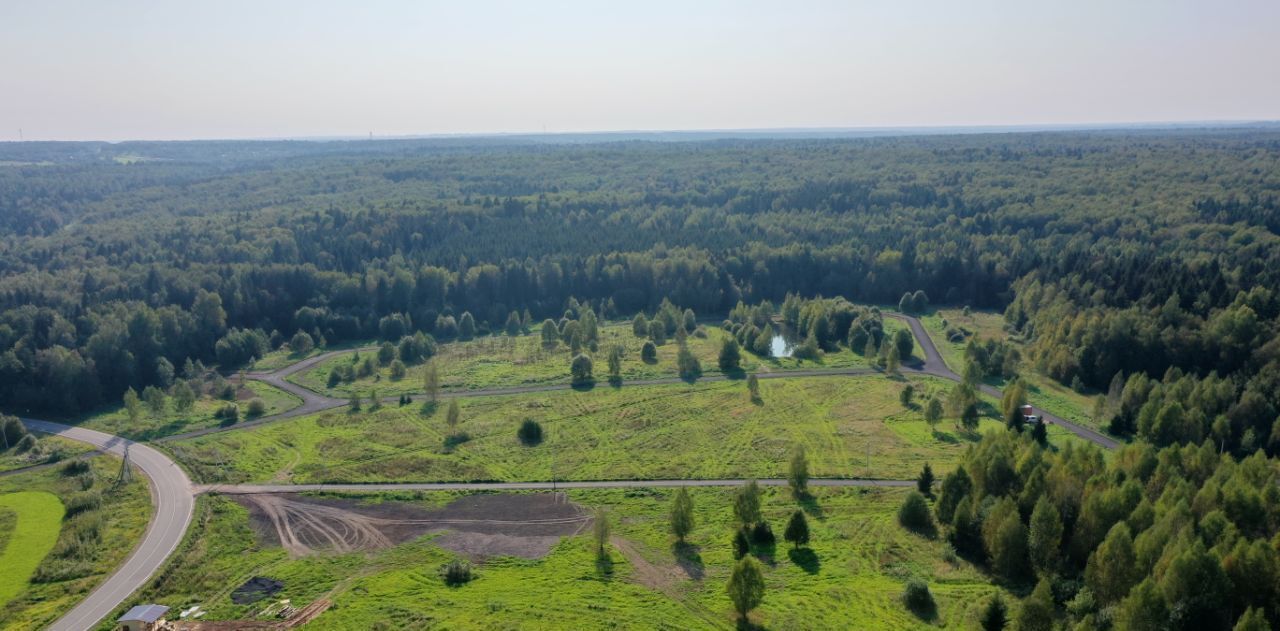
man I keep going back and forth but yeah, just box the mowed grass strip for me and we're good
[140,486,999,629]
[172,375,1003,485]
[0,491,65,607]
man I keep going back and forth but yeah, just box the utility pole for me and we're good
[116,444,132,485]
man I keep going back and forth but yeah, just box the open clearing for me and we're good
[172,374,1003,485]
[289,320,906,399]
[140,486,1001,629]
[0,455,151,629]
[0,492,65,608]
[238,492,589,559]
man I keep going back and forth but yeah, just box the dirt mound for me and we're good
[236,492,589,559]
[231,576,285,605]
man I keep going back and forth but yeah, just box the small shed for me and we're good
[118,604,169,631]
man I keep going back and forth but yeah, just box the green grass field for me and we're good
[76,380,302,440]
[170,375,1007,485]
[919,309,1102,430]
[137,486,1001,629]
[0,492,65,608]
[289,321,907,399]
[0,455,152,629]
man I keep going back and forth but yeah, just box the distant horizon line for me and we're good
[6,119,1279,144]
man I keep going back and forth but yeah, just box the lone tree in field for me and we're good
[747,373,761,401]
[670,487,695,542]
[917,463,935,497]
[172,381,196,413]
[886,344,902,375]
[571,353,594,385]
[900,383,915,408]
[979,594,1007,631]
[734,479,763,526]
[349,392,361,412]
[540,319,559,348]
[727,556,765,622]
[607,345,623,383]
[123,388,142,424]
[677,344,701,379]
[640,340,658,363]
[961,403,981,431]
[925,397,943,431]
[718,338,741,371]
[898,491,935,535]
[593,507,611,561]
[784,510,810,549]
[632,313,648,337]
[788,445,809,497]
[422,362,440,403]
[446,399,461,430]
[517,419,543,446]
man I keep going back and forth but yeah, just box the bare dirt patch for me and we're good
[236,492,589,559]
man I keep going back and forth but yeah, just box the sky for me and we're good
[2,0,1278,141]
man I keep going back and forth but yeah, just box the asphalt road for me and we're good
[17,419,195,631]
[8,310,1117,630]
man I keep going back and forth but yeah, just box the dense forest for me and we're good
[1,129,1279,451]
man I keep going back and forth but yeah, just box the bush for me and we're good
[750,521,775,546]
[517,419,543,446]
[439,559,473,586]
[898,491,935,535]
[214,403,239,422]
[389,359,407,380]
[246,398,266,417]
[640,340,658,363]
[902,579,936,619]
[570,354,594,385]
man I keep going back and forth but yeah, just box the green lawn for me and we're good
[0,455,152,629]
[289,321,906,399]
[918,309,1102,430]
[137,486,1001,629]
[171,375,1008,485]
[75,380,302,440]
[0,491,65,608]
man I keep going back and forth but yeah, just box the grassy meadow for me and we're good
[136,486,1003,629]
[170,375,1008,485]
[288,320,908,399]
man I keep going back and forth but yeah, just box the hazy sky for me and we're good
[2,0,1278,141]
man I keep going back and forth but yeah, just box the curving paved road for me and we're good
[887,313,1119,449]
[17,419,195,631]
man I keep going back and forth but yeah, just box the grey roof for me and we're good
[119,604,169,622]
